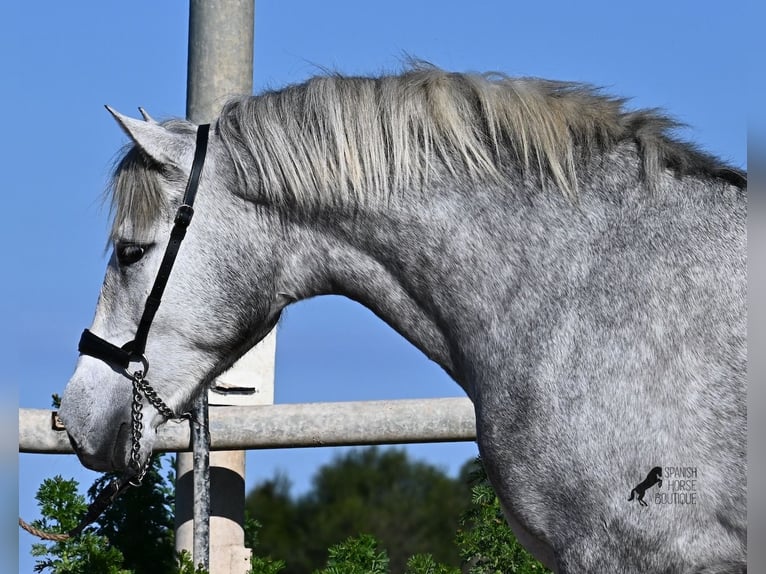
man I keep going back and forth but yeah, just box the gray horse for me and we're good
[59,66,746,572]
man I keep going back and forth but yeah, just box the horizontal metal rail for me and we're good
[19,397,476,454]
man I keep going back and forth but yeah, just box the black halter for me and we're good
[78,123,210,391]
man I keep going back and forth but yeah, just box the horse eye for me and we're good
[115,243,147,266]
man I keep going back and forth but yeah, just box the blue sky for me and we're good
[6,1,746,571]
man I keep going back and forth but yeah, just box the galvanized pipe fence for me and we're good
[19,397,477,454]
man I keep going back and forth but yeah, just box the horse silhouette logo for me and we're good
[628,467,663,506]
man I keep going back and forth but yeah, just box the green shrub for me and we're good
[30,450,549,574]
[30,476,130,574]
[456,459,550,574]
[313,534,389,574]
[404,554,459,574]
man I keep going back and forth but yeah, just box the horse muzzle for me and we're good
[58,365,138,472]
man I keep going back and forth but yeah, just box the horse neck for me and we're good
[278,193,461,381]
[261,147,743,401]
[276,172,598,394]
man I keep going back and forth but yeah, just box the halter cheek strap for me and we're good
[78,123,210,375]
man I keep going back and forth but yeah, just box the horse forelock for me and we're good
[214,64,744,211]
[107,146,164,241]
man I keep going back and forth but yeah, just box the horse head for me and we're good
[58,110,286,473]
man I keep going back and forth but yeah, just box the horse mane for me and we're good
[110,64,745,238]
[217,64,744,209]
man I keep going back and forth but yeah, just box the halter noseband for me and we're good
[78,122,210,432]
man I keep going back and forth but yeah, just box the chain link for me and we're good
[128,370,181,486]
[128,372,149,485]
[134,374,177,421]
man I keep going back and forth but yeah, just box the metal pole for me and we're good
[180,1,256,572]
[186,0,254,124]
[22,398,478,453]
[192,391,211,571]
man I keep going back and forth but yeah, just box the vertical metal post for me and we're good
[186,0,254,124]
[177,1,258,573]
[191,391,210,570]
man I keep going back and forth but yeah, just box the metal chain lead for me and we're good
[128,372,150,486]
[128,370,183,486]
[134,373,177,421]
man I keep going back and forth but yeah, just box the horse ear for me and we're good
[105,105,187,167]
[137,107,158,124]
